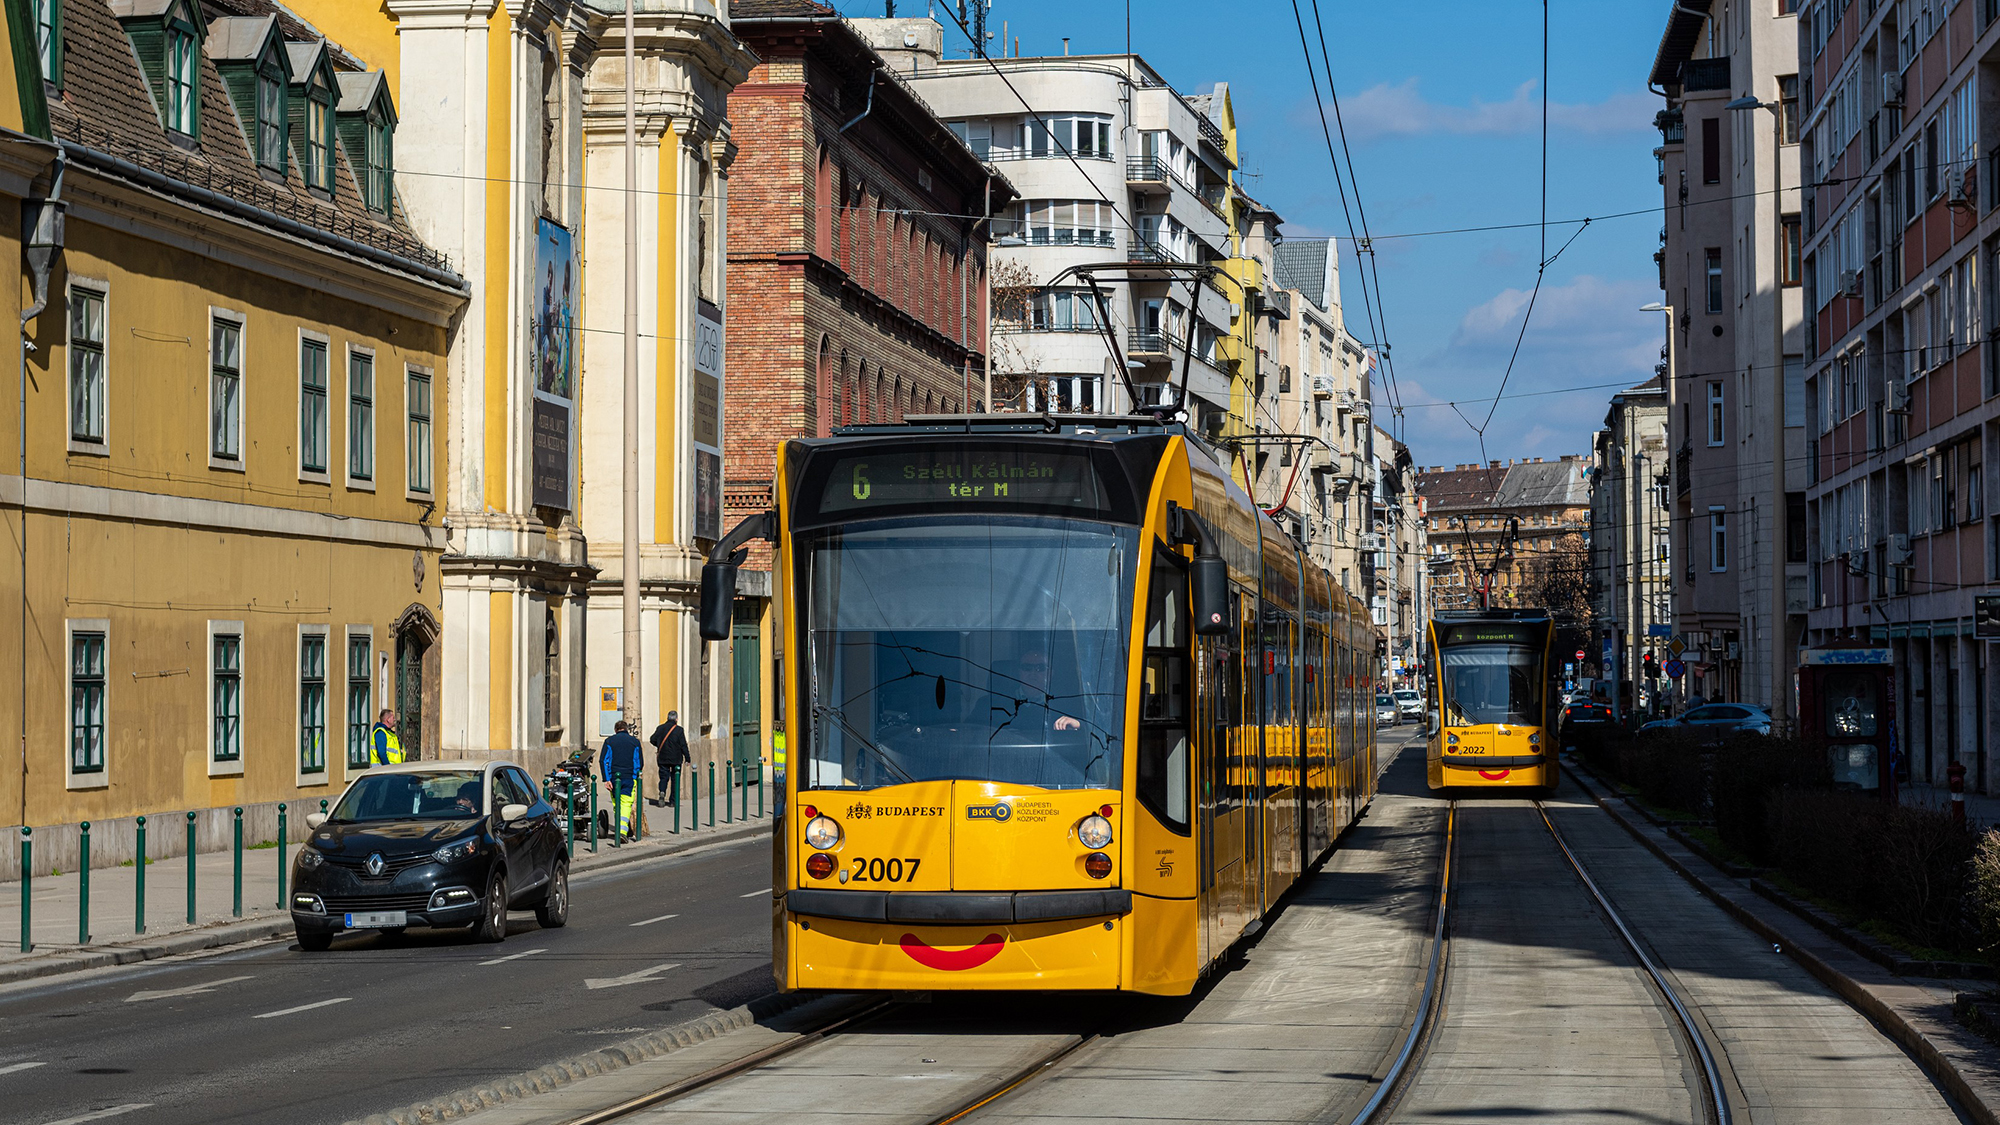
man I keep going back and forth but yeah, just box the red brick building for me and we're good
[723,0,1015,550]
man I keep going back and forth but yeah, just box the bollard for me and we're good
[588,781,599,854]
[725,760,734,824]
[320,798,328,816]
[671,768,681,834]
[232,807,243,918]
[277,803,288,909]
[134,816,146,935]
[564,779,575,860]
[19,827,30,953]
[78,821,91,944]
[186,812,197,925]
[707,761,715,827]
[757,759,765,818]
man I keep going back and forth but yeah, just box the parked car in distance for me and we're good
[1376,694,1400,727]
[1393,689,1424,720]
[289,760,569,951]
[1650,702,1774,742]
[1560,702,1616,746]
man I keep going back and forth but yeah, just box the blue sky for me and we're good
[833,0,1669,467]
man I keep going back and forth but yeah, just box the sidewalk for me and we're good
[1568,758,2000,1125]
[0,793,771,988]
[1902,780,2000,829]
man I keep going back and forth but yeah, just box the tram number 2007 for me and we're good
[849,857,921,883]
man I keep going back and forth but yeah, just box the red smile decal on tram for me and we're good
[899,932,1006,971]
[1478,769,1513,780]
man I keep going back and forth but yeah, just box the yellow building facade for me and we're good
[0,0,463,870]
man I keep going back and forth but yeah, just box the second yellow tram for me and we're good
[703,415,1379,995]
[1423,610,1559,790]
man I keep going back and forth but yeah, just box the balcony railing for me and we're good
[1674,443,1692,497]
[1129,239,1188,264]
[1682,57,1730,92]
[1126,156,1169,185]
[1128,330,1168,357]
[1654,108,1684,145]
[1017,230,1117,249]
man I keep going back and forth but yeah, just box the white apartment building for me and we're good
[1592,379,1675,715]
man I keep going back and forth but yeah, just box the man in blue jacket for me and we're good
[600,720,646,842]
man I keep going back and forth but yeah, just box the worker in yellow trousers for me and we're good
[599,721,645,841]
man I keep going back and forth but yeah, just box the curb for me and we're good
[0,818,769,989]
[1565,758,2000,1125]
[344,990,856,1125]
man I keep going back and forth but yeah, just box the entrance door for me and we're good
[396,629,427,760]
[731,610,762,776]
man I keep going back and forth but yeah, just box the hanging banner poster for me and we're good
[531,218,577,511]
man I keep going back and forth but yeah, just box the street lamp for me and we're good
[1728,92,1791,719]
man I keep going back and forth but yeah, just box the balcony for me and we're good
[1021,230,1117,249]
[1129,239,1184,264]
[1128,330,1168,360]
[1674,442,1692,497]
[1126,157,1169,187]
[1654,109,1684,145]
[1682,57,1730,92]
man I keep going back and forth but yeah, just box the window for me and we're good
[210,317,241,462]
[255,64,285,173]
[70,629,104,774]
[299,632,326,774]
[1701,117,1720,183]
[346,633,372,769]
[1778,74,1798,144]
[1926,118,1941,199]
[68,286,104,446]
[34,0,60,87]
[1707,382,1725,445]
[300,338,327,475]
[1710,509,1728,571]
[1011,199,1117,248]
[166,25,197,137]
[1958,254,1981,353]
[1782,214,1802,287]
[1706,248,1724,313]
[212,632,241,763]
[348,350,374,482]
[543,606,561,734]
[1029,288,1101,331]
[406,366,432,494]
[307,95,332,193]
[1026,114,1114,159]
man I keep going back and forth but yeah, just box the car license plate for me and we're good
[344,911,407,928]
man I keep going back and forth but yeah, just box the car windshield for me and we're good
[1377,695,1394,706]
[1394,690,1419,701]
[331,770,485,821]
[804,516,1136,791]
[1439,643,1543,726]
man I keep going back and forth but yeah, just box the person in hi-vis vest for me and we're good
[600,721,646,842]
[370,708,404,765]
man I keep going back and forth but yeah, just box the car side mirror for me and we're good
[305,812,327,830]
[501,803,529,823]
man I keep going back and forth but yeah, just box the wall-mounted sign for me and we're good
[693,300,724,541]
[531,218,577,511]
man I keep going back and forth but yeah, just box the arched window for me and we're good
[875,371,888,422]
[814,147,832,259]
[891,376,904,422]
[816,335,833,436]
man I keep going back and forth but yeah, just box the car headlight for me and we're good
[297,848,325,870]
[1076,814,1113,850]
[432,838,481,865]
[804,815,841,850]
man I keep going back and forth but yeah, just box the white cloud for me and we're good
[1337,79,1654,143]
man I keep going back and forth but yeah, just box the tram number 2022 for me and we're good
[849,857,921,883]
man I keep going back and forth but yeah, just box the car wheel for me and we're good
[535,861,570,929]
[297,929,333,953]
[474,872,509,944]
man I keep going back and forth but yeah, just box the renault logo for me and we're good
[365,853,385,877]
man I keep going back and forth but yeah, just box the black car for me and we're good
[1559,702,1616,745]
[289,761,568,950]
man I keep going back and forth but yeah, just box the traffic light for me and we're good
[1641,653,1658,679]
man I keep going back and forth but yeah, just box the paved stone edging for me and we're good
[1565,759,2000,1125]
[344,991,855,1125]
[0,818,769,989]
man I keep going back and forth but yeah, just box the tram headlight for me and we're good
[1076,814,1114,850]
[804,815,842,850]
[805,852,836,879]
[1446,734,1459,746]
[1528,733,1540,745]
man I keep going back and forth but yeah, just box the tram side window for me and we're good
[1138,557,1191,834]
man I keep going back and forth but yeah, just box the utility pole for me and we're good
[622,0,642,736]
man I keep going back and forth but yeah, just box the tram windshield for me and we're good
[802,516,1136,791]
[1438,644,1543,727]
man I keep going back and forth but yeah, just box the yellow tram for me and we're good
[701,416,1378,995]
[1423,610,1559,790]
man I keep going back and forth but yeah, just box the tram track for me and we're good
[1341,792,1736,1125]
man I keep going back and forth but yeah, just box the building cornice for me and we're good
[0,476,440,550]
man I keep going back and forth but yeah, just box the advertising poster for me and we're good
[531,218,576,510]
[693,300,724,541]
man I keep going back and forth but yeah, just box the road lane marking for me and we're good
[0,1062,46,1075]
[252,997,351,1019]
[629,913,679,927]
[584,963,681,990]
[124,974,255,1003]
[479,948,546,966]
[39,1106,152,1125]
[739,888,771,898]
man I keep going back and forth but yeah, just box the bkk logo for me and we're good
[964,801,1013,822]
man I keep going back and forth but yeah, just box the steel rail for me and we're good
[1536,802,1732,1125]
[1345,800,1457,1125]
[923,1030,1104,1125]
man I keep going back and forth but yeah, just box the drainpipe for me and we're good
[840,68,879,134]
[18,148,64,828]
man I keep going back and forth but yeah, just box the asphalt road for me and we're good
[0,830,775,1125]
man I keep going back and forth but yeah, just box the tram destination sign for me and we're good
[1437,622,1541,647]
[815,447,1106,514]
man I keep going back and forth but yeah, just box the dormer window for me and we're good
[166,23,196,135]
[307,95,330,189]
[336,70,396,216]
[255,62,284,172]
[364,111,391,212]
[207,17,290,176]
[286,40,338,195]
[33,0,60,88]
